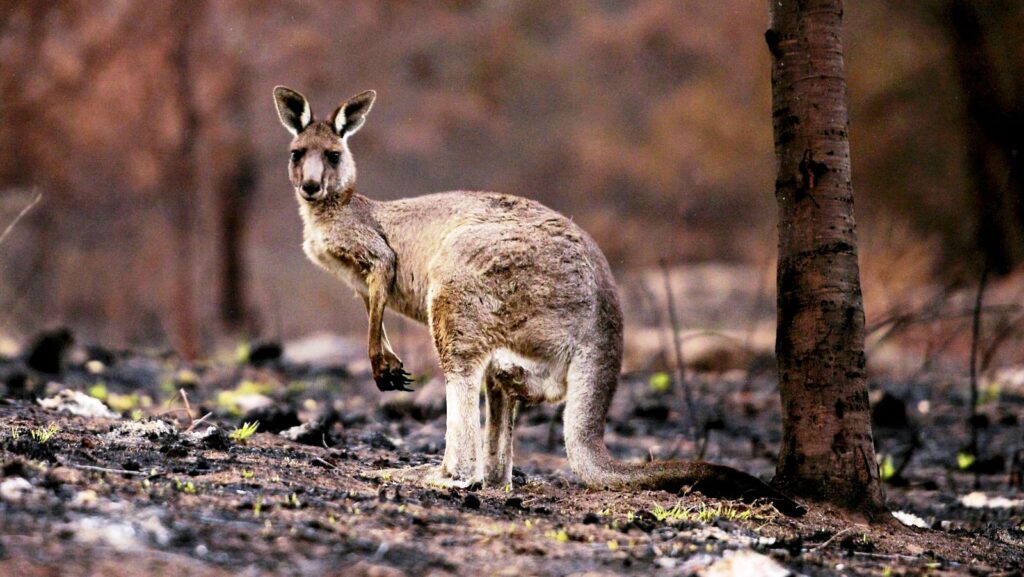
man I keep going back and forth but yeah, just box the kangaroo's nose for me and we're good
[301,182,322,195]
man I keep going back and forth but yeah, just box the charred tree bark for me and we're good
[944,0,1024,276]
[766,0,886,514]
[217,150,256,333]
[214,64,258,335]
[167,3,203,360]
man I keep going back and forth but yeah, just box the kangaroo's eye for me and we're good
[290,149,304,162]
[325,151,341,166]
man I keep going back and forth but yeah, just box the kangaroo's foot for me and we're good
[362,463,481,490]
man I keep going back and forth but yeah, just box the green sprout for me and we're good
[879,454,895,481]
[241,469,255,480]
[652,502,689,523]
[692,503,756,523]
[235,342,252,364]
[545,528,570,543]
[648,372,672,393]
[230,421,260,443]
[87,383,109,401]
[30,423,60,443]
[217,381,274,416]
[957,452,976,470]
[174,479,197,494]
[978,382,1000,405]
[10,426,20,440]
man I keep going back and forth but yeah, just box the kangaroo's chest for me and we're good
[303,231,369,296]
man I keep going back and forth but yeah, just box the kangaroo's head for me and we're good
[273,86,376,203]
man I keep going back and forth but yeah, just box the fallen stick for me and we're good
[0,191,42,247]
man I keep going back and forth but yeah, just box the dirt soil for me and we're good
[1,349,1022,577]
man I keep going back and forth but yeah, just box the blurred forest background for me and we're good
[1,0,1023,368]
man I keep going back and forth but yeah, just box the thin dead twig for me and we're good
[0,191,42,246]
[659,259,699,447]
[65,463,160,477]
[968,261,989,489]
[868,303,1017,345]
[313,457,340,470]
[808,527,857,553]
[187,412,213,432]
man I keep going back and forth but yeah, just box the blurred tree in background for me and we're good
[0,0,1021,353]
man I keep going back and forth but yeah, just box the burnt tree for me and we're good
[766,0,886,513]
[167,2,204,360]
[943,0,1024,275]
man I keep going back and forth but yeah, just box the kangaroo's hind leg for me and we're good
[438,365,484,482]
[482,357,525,487]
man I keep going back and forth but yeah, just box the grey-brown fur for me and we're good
[273,87,804,515]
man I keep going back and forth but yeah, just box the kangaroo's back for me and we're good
[374,191,614,331]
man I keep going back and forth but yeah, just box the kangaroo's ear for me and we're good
[329,90,376,138]
[273,86,312,136]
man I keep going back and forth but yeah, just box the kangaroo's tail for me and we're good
[564,346,806,517]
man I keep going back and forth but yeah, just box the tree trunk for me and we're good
[766,0,886,514]
[944,0,1024,276]
[217,150,256,333]
[167,3,203,361]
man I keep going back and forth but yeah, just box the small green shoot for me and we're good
[30,423,60,444]
[979,382,1000,405]
[649,372,672,393]
[692,503,756,523]
[87,383,109,401]
[241,469,255,480]
[652,502,689,523]
[957,452,975,470]
[217,380,274,416]
[174,479,197,494]
[545,528,569,543]
[107,393,143,413]
[879,454,895,481]
[230,421,260,443]
[254,496,263,518]
[10,426,20,440]
[235,342,252,364]
[176,369,198,386]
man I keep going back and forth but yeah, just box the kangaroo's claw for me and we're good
[375,367,415,392]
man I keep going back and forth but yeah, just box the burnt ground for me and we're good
[0,349,1022,577]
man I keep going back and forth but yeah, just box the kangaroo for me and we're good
[273,86,804,515]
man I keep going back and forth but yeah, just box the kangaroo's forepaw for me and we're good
[374,367,414,392]
[372,356,415,392]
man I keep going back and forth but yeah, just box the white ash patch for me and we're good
[38,389,118,419]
